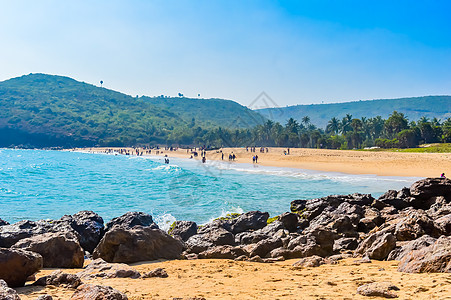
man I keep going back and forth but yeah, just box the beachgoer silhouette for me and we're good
[255,155,258,163]
[441,173,446,178]
[252,156,255,163]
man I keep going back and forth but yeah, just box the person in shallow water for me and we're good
[202,157,206,163]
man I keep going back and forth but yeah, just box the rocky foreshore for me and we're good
[0,177,450,299]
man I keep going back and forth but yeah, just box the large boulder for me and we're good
[387,235,436,261]
[278,212,299,232]
[198,245,247,259]
[185,227,235,253]
[0,248,43,287]
[409,178,451,202]
[290,199,307,212]
[77,258,141,279]
[394,210,440,241]
[0,279,20,300]
[248,238,283,258]
[34,270,82,288]
[0,220,77,248]
[356,282,399,298]
[93,226,182,263]
[70,284,128,300]
[230,211,269,234]
[104,212,157,233]
[59,210,104,253]
[377,190,410,210]
[435,214,451,235]
[355,230,396,260]
[168,221,197,241]
[398,235,451,273]
[12,232,84,268]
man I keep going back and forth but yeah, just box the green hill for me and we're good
[0,73,264,147]
[257,96,451,128]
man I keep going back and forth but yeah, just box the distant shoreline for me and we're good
[70,147,450,178]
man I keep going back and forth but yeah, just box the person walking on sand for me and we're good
[255,155,258,163]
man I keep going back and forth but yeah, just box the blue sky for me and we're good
[1,0,450,106]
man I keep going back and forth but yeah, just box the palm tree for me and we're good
[326,117,340,134]
[301,116,310,127]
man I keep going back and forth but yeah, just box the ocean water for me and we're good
[0,149,420,231]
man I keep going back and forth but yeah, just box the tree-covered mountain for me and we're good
[0,73,264,147]
[257,96,451,128]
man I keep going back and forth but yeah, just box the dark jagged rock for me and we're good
[12,232,84,268]
[248,238,283,258]
[377,190,410,210]
[34,270,82,288]
[230,211,269,234]
[141,268,168,278]
[398,235,451,273]
[78,258,141,279]
[0,248,43,287]
[0,279,21,300]
[394,209,440,241]
[0,219,9,226]
[387,235,436,261]
[278,212,299,232]
[93,226,183,263]
[0,219,78,248]
[290,199,307,212]
[435,214,451,235]
[104,212,158,233]
[70,284,128,300]
[292,255,325,268]
[285,226,338,259]
[59,210,104,253]
[186,227,235,253]
[358,207,384,233]
[357,282,399,298]
[355,229,396,260]
[409,177,451,202]
[169,221,197,242]
[333,237,358,252]
[198,245,247,259]
[426,196,451,219]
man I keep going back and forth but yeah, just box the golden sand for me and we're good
[17,258,451,299]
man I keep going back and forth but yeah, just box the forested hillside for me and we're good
[0,74,263,147]
[257,96,451,128]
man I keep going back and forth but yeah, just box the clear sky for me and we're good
[1,0,450,107]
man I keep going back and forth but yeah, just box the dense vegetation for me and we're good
[257,96,451,128]
[0,73,449,150]
[200,112,451,150]
[0,74,263,147]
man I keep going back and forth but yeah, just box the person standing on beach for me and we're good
[252,156,255,163]
[255,155,258,163]
[222,153,224,160]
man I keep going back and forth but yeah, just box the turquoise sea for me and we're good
[0,149,420,230]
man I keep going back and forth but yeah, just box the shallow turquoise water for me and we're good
[0,149,419,230]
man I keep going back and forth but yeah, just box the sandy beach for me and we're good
[17,258,451,299]
[77,147,451,178]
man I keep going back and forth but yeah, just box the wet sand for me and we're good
[75,147,450,178]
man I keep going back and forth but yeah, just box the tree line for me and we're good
[181,111,451,150]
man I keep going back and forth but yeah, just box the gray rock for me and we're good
[0,219,9,226]
[78,258,141,279]
[186,227,235,254]
[198,245,247,259]
[0,279,20,300]
[70,284,128,300]
[104,212,158,233]
[93,226,183,263]
[387,235,436,261]
[230,211,269,234]
[169,221,197,241]
[59,210,104,253]
[394,210,440,241]
[333,237,358,252]
[278,212,299,232]
[355,230,396,260]
[398,235,451,273]
[409,177,451,202]
[357,282,399,298]
[12,232,84,268]
[292,255,325,268]
[248,238,283,258]
[435,214,451,235]
[141,268,168,278]
[0,248,43,287]
[34,270,82,288]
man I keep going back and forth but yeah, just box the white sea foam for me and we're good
[154,213,177,232]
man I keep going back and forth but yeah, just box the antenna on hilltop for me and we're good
[100,80,103,88]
